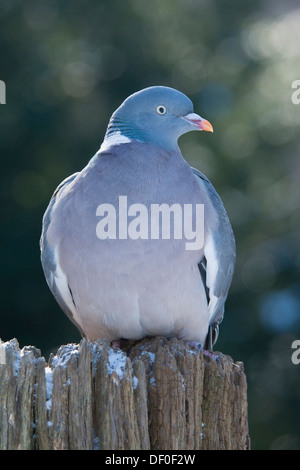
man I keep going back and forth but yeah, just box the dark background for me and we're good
[1,0,300,450]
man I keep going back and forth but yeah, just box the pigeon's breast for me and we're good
[50,142,213,342]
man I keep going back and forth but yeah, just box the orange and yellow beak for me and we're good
[183,113,213,132]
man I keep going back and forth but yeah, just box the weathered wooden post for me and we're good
[0,336,250,450]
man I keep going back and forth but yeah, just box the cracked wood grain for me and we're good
[0,337,250,450]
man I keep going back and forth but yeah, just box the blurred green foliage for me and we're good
[1,0,300,450]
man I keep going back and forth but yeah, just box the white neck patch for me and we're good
[99,131,132,152]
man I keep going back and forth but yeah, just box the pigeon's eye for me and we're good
[156,105,167,115]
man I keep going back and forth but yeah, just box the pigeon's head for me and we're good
[105,86,213,151]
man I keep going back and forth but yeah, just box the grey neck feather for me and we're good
[105,116,144,141]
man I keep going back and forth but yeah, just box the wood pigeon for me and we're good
[40,86,235,350]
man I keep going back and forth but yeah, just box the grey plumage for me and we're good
[40,86,235,349]
[192,169,236,348]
